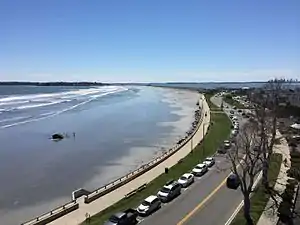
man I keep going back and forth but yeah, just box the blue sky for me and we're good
[0,0,299,82]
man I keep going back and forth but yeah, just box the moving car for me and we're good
[104,209,138,225]
[192,163,208,176]
[137,195,161,216]
[226,174,240,189]
[178,173,194,188]
[203,157,215,167]
[157,181,181,202]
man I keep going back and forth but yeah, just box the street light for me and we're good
[202,121,210,159]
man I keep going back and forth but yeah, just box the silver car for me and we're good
[178,173,194,187]
[137,195,161,216]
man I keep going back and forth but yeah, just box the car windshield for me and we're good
[109,215,120,223]
[142,200,151,206]
[160,187,171,193]
[180,176,188,180]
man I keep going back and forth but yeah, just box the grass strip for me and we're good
[205,93,222,111]
[230,153,283,225]
[84,99,231,224]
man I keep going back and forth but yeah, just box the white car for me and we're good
[137,195,161,216]
[192,163,208,176]
[231,129,238,136]
[203,157,215,167]
[178,173,194,187]
[224,140,231,149]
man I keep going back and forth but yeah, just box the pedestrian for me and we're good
[73,132,76,138]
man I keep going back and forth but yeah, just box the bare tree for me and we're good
[250,79,292,191]
[228,121,263,225]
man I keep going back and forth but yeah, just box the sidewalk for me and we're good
[257,131,291,225]
[48,95,211,225]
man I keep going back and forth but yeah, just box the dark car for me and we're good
[226,174,240,190]
[157,181,181,202]
[104,208,138,225]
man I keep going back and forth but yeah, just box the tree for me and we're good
[227,121,263,225]
[250,79,292,191]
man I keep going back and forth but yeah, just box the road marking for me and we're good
[177,176,228,225]
[177,153,248,225]
[224,171,263,225]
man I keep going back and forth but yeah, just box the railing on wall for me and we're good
[21,200,79,225]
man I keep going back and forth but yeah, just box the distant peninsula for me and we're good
[0,81,109,86]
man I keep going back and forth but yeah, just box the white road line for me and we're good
[224,171,263,225]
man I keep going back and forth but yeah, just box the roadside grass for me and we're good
[205,93,222,111]
[230,153,283,225]
[84,101,232,224]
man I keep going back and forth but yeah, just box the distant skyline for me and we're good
[0,0,299,82]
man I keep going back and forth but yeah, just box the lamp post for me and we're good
[202,121,210,159]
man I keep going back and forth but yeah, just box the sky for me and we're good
[0,0,299,83]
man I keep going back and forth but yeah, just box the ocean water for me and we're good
[0,85,199,224]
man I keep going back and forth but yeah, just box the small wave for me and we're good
[0,86,128,129]
[16,101,65,110]
[0,116,28,123]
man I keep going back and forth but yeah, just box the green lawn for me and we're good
[230,153,283,225]
[205,93,222,111]
[83,99,232,224]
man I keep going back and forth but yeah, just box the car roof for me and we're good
[181,173,192,178]
[163,181,179,189]
[144,195,158,203]
[205,157,213,160]
[196,163,206,167]
[112,212,126,219]
[228,173,238,179]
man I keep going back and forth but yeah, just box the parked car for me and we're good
[203,157,215,167]
[231,129,238,137]
[192,163,208,176]
[230,110,234,114]
[157,181,181,202]
[224,140,231,149]
[253,145,261,152]
[218,147,227,154]
[178,173,194,188]
[104,209,138,225]
[226,174,240,189]
[137,195,161,216]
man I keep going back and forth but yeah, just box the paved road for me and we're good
[139,95,247,225]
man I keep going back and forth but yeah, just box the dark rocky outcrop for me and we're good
[52,133,64,140]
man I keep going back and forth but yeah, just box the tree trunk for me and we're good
[243,194,254,225]
[262,160,270,190]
